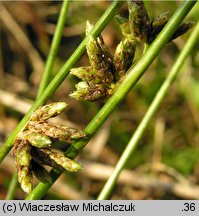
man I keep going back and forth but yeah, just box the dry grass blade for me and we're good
[83,162,199,200]
[0,3,44,83]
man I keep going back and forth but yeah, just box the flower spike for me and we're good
[128,0,150,42]
[30,102,67,122]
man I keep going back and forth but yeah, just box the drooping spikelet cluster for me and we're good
[13,102,86,194]
[70,0,193,102]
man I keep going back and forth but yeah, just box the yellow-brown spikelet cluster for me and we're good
[70,0,193,102]
[122,0,194,44]
[69,21,136,101]
[13,102,86,194]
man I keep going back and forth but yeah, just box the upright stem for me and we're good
[5,173,18,200]
[37,0,70,98]
[0,0,124,164]
[26,0,196,200]
[98,20,199,200]
[66,0,196,158]
[5,0,71,200]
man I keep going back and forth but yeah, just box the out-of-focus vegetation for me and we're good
[0,1,199,200]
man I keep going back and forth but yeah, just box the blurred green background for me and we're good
[0,1,198,200]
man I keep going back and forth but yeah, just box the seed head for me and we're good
[114,39,136,80]
[170,21,194,42]
[28,121,86,143]
[128,0,150,42]
[30,102,67,121]
[21,130,52,148]
[70,66,102,84]
[70,81,107,101]
[18,166,33,194]
[14,139,33,194]
[14,139,31,167]
[32,148,82,172]
[86,21,115,84]
[147,12,169,44]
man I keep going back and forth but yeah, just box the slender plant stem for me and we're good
[5,0,71,200]
[26,0,196,200]
[37,0,70,98]
[5,173,18,200]
[66,0,196,157]
[0,0,124,164]
[98,20,199,200]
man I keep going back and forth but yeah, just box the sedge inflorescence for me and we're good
[13,102,86,194]
[70,0,193,102]
[69,20,136,101]
[13,0,193,194]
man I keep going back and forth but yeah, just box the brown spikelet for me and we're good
[30,102,67,121]
[14,139,33,193]
[32,148,82,172]
[28,121,86,143]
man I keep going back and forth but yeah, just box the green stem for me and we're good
[0,0,124,164]
[26,0,196,200]
[67,0,196,157]
[37,0,70,98]
[5,173,18,200]
[6,0,71,199]
[97,20,199,201]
